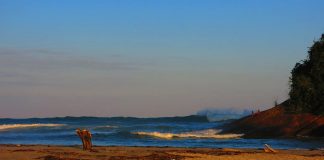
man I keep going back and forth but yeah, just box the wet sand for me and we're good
[1,144,323,160]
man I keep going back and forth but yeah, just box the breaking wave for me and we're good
[0,124,65,131]
[133,129,243,139]
[197,108,251,122]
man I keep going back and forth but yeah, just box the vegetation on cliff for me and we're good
[288,34,324,115]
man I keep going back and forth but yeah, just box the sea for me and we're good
[0,115,323,149]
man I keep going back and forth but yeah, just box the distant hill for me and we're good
[223,101,324,138]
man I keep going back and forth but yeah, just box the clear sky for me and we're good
[0,0,323,118]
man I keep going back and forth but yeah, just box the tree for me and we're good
[288,34,324,115]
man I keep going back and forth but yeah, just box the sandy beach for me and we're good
[1,144,323,160]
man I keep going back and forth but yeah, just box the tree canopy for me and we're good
[288,34,324,114]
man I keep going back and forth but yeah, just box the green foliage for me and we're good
[288,34,324,114]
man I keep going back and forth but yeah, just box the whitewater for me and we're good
[0,123,65,130]
[134,129,243,139]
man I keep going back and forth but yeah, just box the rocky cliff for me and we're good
[224,101,324,138]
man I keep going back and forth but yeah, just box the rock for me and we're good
[223,101,324,138]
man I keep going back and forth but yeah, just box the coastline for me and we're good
[223,102,324,138]
[1,144,323,160]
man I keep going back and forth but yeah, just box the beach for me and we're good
[1,144,324,160]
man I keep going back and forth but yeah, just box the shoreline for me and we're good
[1,144,323,160]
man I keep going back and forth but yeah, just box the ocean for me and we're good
[0,115,323,149]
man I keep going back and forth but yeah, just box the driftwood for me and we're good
[76,129,92,151]
[264,144,278,153]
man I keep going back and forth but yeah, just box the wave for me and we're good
[0,123,65,131]
[133,129,243,139]
[94,125,118,130]
[197,108,251,122]
[0,115,210,123]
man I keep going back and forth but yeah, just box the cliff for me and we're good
[224,101,324,138]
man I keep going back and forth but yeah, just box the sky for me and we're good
[0,0,324,118]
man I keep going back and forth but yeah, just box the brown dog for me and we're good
[76,129,92,150]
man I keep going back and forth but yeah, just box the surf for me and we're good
[133,129,243,139]
[0,123,65,131]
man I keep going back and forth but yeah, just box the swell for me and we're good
[0,124,65,131]
[0,115,210,123]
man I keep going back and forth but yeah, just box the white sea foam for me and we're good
[197,108,251,122]
[133,129,243,139]
[0,123,65,131]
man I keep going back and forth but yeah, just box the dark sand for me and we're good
[1,144,324,160]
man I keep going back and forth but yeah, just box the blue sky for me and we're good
[0,0,324,117]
